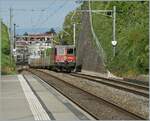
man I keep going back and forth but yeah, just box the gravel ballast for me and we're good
[40,69,149,119]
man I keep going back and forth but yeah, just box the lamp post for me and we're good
[73,23,76,46]
[13,24,19,49]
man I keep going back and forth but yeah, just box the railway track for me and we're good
[70,73,149,98]
[27,69,146,120]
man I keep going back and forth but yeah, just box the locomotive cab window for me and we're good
[67,48,74,55]
[74,48,76,55]
[57,47,65,55]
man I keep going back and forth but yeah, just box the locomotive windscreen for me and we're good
[57,47,65,55]
[67,48,73,54]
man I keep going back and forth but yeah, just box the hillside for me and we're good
[1,22,16,75]
[57,4,107,73]
[90,1,149,76]
[55,1,149,77]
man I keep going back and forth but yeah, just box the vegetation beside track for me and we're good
[54,8,82,45]
[90,1,149,77]
[1,22,16,75]
[60,1,149,77]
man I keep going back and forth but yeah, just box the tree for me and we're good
[23,32,28,36]
[50,28,56,34]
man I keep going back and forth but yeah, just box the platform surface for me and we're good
[0,74,94,121]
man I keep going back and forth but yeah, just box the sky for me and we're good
[0,0,81,35]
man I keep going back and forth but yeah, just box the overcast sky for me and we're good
[0,0,81,34]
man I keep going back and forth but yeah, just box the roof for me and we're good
[55,45,75,48]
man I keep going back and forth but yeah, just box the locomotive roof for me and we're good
[55,45,75,48]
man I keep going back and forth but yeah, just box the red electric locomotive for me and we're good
[54,45,76,72]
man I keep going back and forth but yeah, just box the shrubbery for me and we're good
[1,22,16,75]
[90,1,149,76]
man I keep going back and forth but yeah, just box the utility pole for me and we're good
[13,23,16,49]
[113,6,116,44]
[112,6,117,57]
[73,23,76,46]
[0,17,2,76]
[9,8,13,62]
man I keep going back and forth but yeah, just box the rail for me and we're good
[70,73,149,98]
[26,69,146,120]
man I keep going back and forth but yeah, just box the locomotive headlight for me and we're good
[64,56,67,60]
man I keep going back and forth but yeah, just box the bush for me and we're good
[90,1,149,76]
[1,22,16,75]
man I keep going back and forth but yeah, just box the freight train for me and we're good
[28,44,76,72]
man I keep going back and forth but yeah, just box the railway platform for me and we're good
[0,74,94,121]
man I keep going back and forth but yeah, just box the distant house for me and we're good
[16,32,55,45]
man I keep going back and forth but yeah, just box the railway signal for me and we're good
[112,40,117,57]
[112,40,117,46]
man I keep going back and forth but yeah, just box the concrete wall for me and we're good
[76,11,106,74]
